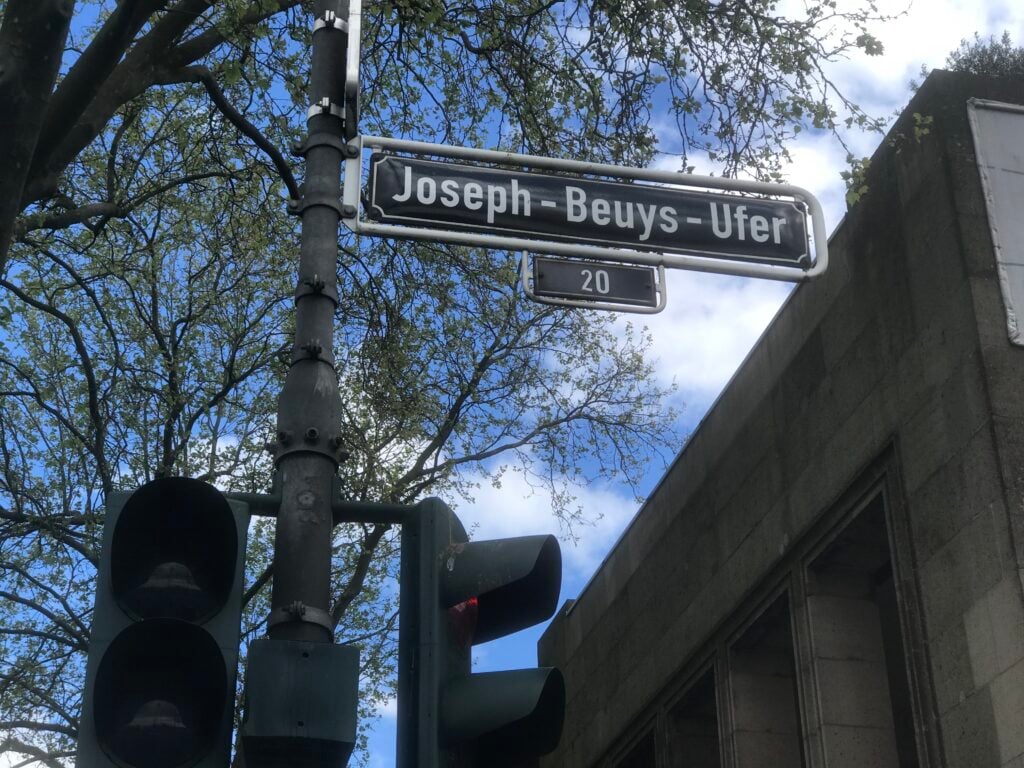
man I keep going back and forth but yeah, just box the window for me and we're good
[616,731,656,768]
[601,462,933,768]
[665,668,721,768]
[805,495,919,768]
[728,594,805,768]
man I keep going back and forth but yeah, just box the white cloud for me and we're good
[631,0,1024,430]
[452,470,641,582]
[365,0,1024,628]
[639,271,791,412]
[779,131,852,230]
[828,1,1024,104]
[378,7,1022,760]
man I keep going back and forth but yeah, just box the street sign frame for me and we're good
[341,136,829,283]
[521,254,667,314]
[342,0,361,140]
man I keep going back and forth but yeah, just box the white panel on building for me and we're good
[968,99,1024,346]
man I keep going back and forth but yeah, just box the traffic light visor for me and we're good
[441,667,565,759]
[93,619,229,768]
[444,534,561,644]
[110,478,238,623]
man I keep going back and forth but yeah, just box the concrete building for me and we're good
[538,71,1024,768]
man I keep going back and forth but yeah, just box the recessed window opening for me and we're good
[806,495,919,768]
[666,667,721,768]
[728,593,806,768]
[616,730,656,768]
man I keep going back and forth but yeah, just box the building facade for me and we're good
[538,71,1024,768]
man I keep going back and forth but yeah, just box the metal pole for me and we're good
[266,0,349,644]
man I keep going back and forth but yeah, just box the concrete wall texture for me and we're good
[537,71,1024,768]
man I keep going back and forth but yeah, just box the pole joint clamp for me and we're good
[287,194,343,216]
[292,339,336,365]
[307,98,345,121]
[271,430,349,465]
[268,601,335,640]
[296,273,339,304]
[313,10,348,33]
[293,131,349,157]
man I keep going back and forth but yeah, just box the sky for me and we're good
[363,1,1024,765]
[3,4,1019,768]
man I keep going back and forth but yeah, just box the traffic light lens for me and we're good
[110,477,238,623]
[447,596,479,648]
[127,560,213,621]
[94,619,228,768]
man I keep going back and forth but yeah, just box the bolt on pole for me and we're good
[267,0,351,644]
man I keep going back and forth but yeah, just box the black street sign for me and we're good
[367,154,810,267]
[533,257,658,308]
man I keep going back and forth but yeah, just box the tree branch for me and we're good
[243,564,273,607]
[0,720,77,739]
[0,738,74,768]
[24,0,214,201]
[168,65,300,200]
[34,0,166,172]
[24,0,303,204]
[15,171,236,238]
[331,524,390,628]
[0,0,74,271]
[0,277,108,483]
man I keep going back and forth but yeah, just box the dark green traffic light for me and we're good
[397,498,565,768]
[441,667,565,758]
[77,478,249,768]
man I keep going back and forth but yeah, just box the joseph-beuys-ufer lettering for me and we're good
[369,154,808,265]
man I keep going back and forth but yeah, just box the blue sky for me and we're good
[363,2,1024,765]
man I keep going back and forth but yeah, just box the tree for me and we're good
[945,31,1024,79]
[0,0,892,265]
[0,157,672,765]
[0,0,892,764]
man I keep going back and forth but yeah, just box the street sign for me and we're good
[368,155,809,268]
[532,257,658,308]
[342,136,829,284]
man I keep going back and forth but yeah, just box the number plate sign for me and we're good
[368,154,810,267]
[533,257,658,308]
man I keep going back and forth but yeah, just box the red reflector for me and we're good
[448,597,479,648]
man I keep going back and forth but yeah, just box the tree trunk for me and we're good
[0,0,74,270]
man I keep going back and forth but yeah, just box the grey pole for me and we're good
[267,0,350,644]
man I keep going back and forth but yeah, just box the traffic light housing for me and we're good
[240,637,360,767]
[397,498,565,768]
[77,478,249,768]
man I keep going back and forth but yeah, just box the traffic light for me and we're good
[77,477,249,768]
[397,498,565,768]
